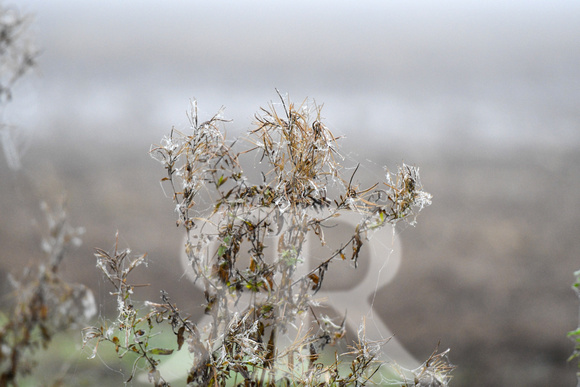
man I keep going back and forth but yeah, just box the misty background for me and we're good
[1,1,580,385]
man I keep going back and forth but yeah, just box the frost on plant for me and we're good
[86,92,447,385]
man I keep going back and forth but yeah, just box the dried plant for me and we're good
[0,2,36,103]
[84,92,450,386]
[395,343,455,387]
[83,233,176,386]
[0,201,96,386]
[0,6,93,386]
[0,3,37,171]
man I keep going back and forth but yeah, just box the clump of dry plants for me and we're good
[84,92,453,386]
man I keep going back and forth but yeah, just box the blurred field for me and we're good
[1,135,579,386]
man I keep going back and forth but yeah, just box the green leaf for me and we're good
[149,348,174,356]
[217,235,231,257]
[568,328,580,337]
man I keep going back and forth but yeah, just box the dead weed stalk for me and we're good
[84,92,452,386]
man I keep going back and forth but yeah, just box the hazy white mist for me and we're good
[10,0,580,151]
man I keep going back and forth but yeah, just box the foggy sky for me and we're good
[9,0,580,150]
